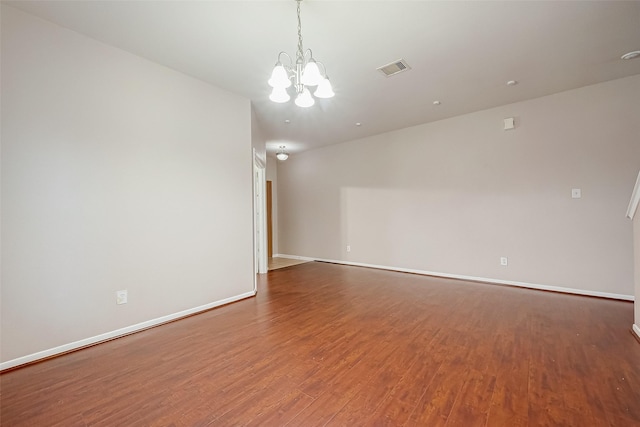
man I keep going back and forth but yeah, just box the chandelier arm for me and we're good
[277,51,294,68]
[315,60,328,77]
[303,48,314,63]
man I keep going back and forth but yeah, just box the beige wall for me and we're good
[251,107,266,166]
[1,6,254,364]
[278,75,640,297]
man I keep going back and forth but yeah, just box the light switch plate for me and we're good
[504,117,515,130]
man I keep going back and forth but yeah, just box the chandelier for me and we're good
[268,0,335,107]
[276,146,289,161]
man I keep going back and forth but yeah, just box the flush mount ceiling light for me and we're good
[276,146,289,161]
[621,51,640,60]
[268,0,335,108]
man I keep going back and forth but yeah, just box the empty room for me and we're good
[1,1,639,425]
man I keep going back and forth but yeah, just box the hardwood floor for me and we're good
[1,262,639,426]
[268,256,310,270]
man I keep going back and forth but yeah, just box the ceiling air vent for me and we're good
[377,59,411,77]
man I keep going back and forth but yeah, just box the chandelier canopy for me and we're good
[268,0,334,107]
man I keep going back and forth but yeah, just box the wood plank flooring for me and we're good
[1,262,639,426]
[268,257,310,271]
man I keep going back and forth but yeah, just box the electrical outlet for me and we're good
[346,245,351,252]
[116,290,128,305]
[500,257,508,266]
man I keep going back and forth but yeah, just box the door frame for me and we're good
[253,149,268,277]
[266,180,273,258]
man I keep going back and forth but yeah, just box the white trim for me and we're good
[0,291,256,371]
[633,324,640,340]
[254,154,266,170]
[283,255,634,301]
[627,170,640,219]
[273,253,315,261]
[253,149,268,276]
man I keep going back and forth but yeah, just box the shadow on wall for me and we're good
[337,186,621,292]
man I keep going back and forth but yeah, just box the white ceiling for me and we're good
[6,1,640,156]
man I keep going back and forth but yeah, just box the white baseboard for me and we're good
[0,290,256,372]
[634,324,640,339]
[286,255,634,301]
[273,254,315,261]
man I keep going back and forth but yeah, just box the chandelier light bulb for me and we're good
[295,87,315,108]
[269,87,291,103]
[301,59,322,86]
[268,64,291,88]
[314,77,335,99]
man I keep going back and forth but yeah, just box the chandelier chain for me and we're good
[296,0,304,61]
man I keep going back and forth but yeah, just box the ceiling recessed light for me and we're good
[507,80,518,86]
[284,119,291,124]
[355,122,362,126]
[433,100,441,106]
[621,51,640,60]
